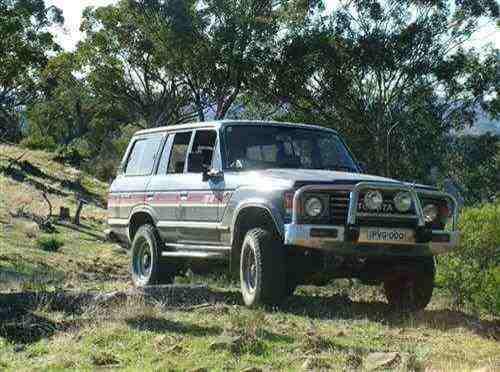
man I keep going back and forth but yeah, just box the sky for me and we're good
[46,0,499,51]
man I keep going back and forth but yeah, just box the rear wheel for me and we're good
[240,228,286,307]
[383,257,435,312]
[130,224,175,286]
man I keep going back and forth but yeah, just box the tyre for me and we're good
[130,224,175,286]
[383,257,435,312]
[239,228,286,307]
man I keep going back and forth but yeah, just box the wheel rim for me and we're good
[242,244,257,293]
[133,238,153,281]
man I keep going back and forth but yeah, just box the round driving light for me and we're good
[394,192,412,213]
[364,190,383,211]
[304,197,324,217]
[423,204,438,223]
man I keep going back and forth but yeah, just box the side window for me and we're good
[125,136,162,176]
[156,135,173,175]
[187,130,217,172]
[168,132,192,174]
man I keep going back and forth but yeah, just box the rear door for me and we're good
[115,134,163,219]
[147,131,193,243]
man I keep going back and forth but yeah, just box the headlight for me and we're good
[364,190,383,211]
[394,192,412,213]
[304,197,324,217]
[423,204,438,223]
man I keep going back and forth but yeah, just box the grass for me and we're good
[0,145,499,371]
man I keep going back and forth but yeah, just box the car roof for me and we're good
[134,120,339,136]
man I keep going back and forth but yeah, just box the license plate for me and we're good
[359,227,415,244]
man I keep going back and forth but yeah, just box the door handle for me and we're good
[145,193,155,201]
[179,192,188,201]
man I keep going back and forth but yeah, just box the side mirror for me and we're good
[203,168,224,182]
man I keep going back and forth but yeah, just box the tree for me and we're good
[445,134,499,205]
[78,0,194,129]
[0,0,63,141]
[267,0,499,180]
[27,53,129,155]
[134,0,289,121]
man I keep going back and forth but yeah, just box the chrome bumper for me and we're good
[284,224,459,255]
[286,181,460,256]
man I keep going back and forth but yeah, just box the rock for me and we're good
[13,344,26,353]
[209,334,242,352]
[153,335,167,346]
[17,220,40,238]
[302,357,314,370]
[364,352,401,371]
[93,291,127,305]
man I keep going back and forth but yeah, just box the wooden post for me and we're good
[59,207,70,220]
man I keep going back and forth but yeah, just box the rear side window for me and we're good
[168,132,192,174]
[125,136,162,176]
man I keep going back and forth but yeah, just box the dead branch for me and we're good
[41,192,53,223]
[74,199,88,225]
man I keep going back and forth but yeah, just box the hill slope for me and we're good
[0,145,499,371]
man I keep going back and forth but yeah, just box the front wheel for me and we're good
[130,224,175,286]
[240,228,286,307]
[383,257,435,312]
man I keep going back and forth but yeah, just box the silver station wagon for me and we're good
[107,120,459,310]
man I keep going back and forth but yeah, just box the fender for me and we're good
[127,204,160,225]
[230,198,285,245]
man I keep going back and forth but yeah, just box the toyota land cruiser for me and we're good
[107,120,459,310]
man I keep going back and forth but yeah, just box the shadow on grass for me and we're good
[0,306,81,345]
[126,316,222,336]
[0,308,58,344]
[0,159,105,207]
[202,288,499,340]
[282,292,500,340]
[53,221,106,242]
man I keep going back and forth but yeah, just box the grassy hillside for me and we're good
[0,145,499,371]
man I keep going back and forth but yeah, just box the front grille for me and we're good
[329,190,350,225]
[327,189,418,227]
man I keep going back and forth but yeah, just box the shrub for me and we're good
[36,236,64,252]
[437,201,500,315]
[21,133,57,152]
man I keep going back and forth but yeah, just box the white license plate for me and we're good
[359,227,415,244]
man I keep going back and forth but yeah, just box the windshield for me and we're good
[224,125,358,172]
